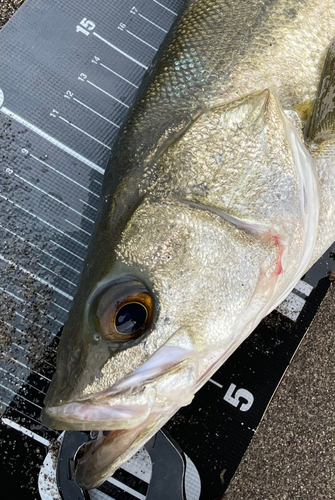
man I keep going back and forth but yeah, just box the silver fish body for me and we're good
[42,0,335,489]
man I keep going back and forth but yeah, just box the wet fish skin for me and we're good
[42,0,335,489]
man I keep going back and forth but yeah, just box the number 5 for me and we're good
[224,383,254,412]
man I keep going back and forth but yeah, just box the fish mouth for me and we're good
[74,409,176,490]
[47,343,195,490]
[42,344,196,431]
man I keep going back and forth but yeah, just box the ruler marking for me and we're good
[0,194,88,249]
[15,312,58,344]
[125,29,158,51]
[209,378,223,389]
[11,341,55,370]
[0,106,104,174]
[5,322,25,336]
[40,295,69,314]
[58,115,111,149]
[87,80,129,108]
[11,341,26,351]
[152,0,178,15]
[138,12,168,33]
[80,199,97,211]
[0,286,25,303]
[38,249,80,275]
[13,347,55,370]
[0,383,44,410]
[14,311,48,334]
[47,314,63,326]
[1,224,81,274]
[52,303,69,313]
[14,173,95,224]
[50,239,84,262]
[65,219,91,236]
[72,97,120,128]
[0,367,47,396]
[30,154,100,198]
[276,292,306,322]
[1,418,50,446]
[0,253,74,301]
[37,262,77,287]
[1,403,56,433]
[38,248,81,274]
[107,477,146,500]
[5,356,51,383]
[93,32,148,69]
[294,280,313,297]
[99,63,139,88]
[73,97,119,126]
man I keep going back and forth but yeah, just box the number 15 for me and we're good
[76,18,95,36]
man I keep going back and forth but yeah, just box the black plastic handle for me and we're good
[145,429,187,500]
[56,428,187,500]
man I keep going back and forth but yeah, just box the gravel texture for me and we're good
[0,0,24,29]
[223,283,335,500]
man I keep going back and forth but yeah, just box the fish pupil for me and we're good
[115,302,147,335]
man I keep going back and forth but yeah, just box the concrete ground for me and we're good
[0,0,23,27]
[1,2,334,499]
[223,283,334,500]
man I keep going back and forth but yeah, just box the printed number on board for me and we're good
[76,18,95,36]
[223,383,254,412]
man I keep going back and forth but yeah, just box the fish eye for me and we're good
[115,302,148,334]
[94,278,154,342]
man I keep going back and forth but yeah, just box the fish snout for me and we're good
[42,339,197,430]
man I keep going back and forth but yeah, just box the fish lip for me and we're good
[43,344,195,430]
[42,385,157,431]
[44,398,155,429]
[44,384,158,430]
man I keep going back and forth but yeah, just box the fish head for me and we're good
[43,202,279,418]
[42,89,318,488]
[43,197,281,489]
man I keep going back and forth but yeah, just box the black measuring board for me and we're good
[0,1,334,499]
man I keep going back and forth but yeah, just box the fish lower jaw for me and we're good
[42,385,193,431]
[43,397,155,431]
[43,390,186,432]
[75,409,173,490]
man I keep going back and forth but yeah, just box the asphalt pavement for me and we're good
[223,283,334,499]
